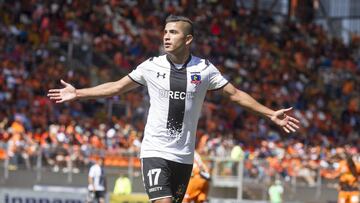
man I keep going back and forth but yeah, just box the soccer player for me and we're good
[87,157,107,203]
[183,151,211,203]
[328,154,359,203]
[48,15,300,203]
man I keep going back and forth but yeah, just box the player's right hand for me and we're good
[47,80,76,103]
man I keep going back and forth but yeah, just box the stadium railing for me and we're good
[0,142,340,202]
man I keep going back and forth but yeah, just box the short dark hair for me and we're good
[165,15,194,36]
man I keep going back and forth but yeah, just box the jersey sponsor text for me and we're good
[159,89,194,100]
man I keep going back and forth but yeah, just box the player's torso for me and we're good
[138,55,214,163]
[143,55,211,134]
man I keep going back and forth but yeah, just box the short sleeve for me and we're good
[128,60,149,86]
[208,63,228,90]
[88,165,96,178]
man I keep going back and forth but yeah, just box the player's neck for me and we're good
[167,51,191,64]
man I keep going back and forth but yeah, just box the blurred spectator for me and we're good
[230,143,244,176]
[268,179,284,203]
[52,142,70,173]
[113,172,132,195]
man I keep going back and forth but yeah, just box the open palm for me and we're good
[270,107,300,133]
[47,80,76,103]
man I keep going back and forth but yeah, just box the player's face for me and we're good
[163,22,192,55]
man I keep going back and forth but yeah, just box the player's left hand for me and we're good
[270,107,300,133]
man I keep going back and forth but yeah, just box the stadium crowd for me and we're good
[0,0,359,185]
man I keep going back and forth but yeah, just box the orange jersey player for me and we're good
[330,155,360,203]
[184,151,211,203]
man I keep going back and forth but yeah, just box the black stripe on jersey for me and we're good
[166,55,192,135]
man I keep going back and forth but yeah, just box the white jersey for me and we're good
[128,54,228,164]
[88,164,106,191]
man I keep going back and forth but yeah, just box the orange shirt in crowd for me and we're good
[11,121,25,134]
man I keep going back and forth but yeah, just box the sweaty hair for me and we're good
[165,15,194,36]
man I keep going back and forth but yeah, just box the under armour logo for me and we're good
[157,72,166,78]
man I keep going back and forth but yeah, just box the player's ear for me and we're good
[185,34,193,45]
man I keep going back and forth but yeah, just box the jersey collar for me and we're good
[166,54,192,70]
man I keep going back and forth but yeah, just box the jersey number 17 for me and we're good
[147,168,161,186]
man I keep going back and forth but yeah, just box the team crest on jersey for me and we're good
[190,72,201,85]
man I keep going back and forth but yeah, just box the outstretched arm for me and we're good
[222,83,300,133]
[47,76,140,103]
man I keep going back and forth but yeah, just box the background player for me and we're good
[183,150,211,203]
[327,153,360,203]
[87,157,107,203]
